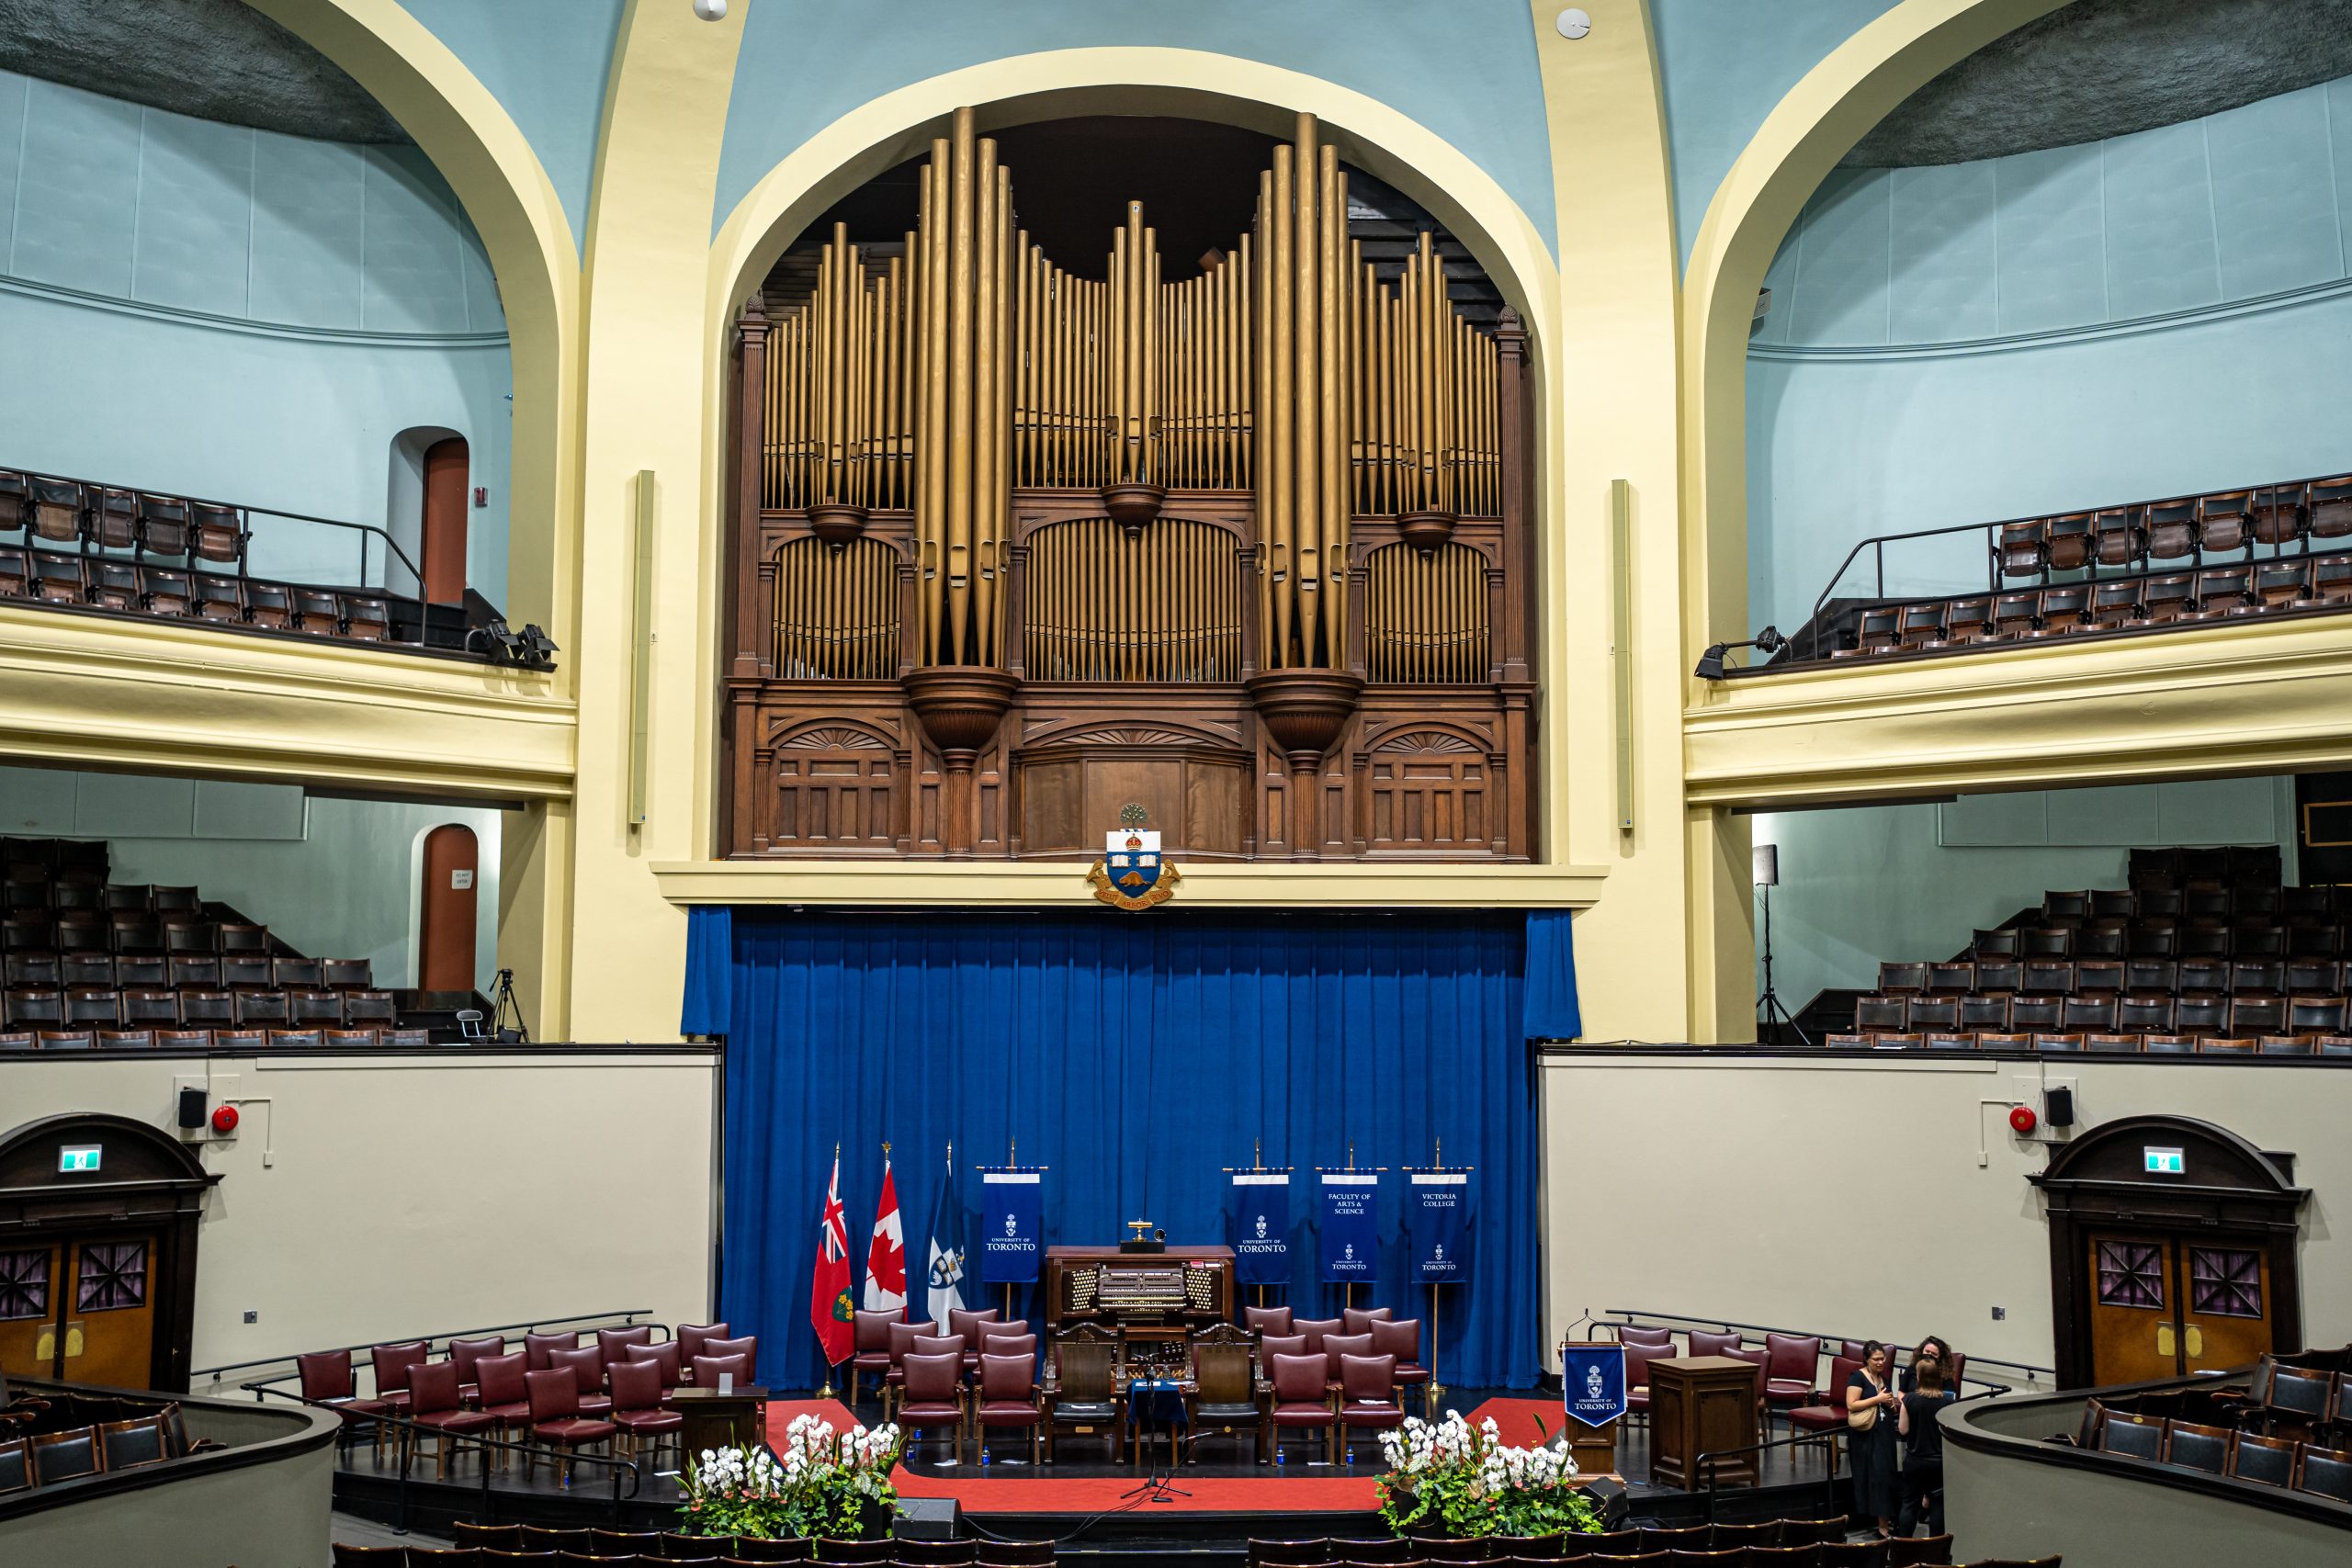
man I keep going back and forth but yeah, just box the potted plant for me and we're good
[678,1414,904,1540]
[1375,1411,1603,1540]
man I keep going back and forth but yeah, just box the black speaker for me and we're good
[176,1086,208,1131]
[1581,1473,1632,1528]
[894,1497,959,1540]
[2045,1086,2075,1129]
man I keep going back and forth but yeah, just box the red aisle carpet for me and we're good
[762,1399,1382,1515]
[1462,1397,1564,1450]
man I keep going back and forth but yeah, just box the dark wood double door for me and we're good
[0,1232,159,1388]
[2086,1229,2277,1386]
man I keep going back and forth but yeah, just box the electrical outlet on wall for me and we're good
[1991,1306,2007,1321]
[243,1311,257,1324]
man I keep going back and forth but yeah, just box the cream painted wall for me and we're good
[0,1052,718,1391]
[1541,1054,2352,1382]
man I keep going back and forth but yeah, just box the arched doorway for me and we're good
[418,824,480,995]
[0,1114,219,1393]
[421,435,470,604]
[2030,1114,2310,1388]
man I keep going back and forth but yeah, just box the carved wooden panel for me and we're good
[771,725,897,850]
[1363,728,1493,853]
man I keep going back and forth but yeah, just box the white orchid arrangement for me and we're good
[1375,1411,1600,1539]
[680,1414,904,1540]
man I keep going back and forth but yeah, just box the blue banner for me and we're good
[1317,1173,1380,1282]
[1231,1173,1290,1286]
[1411,1171,1470,1283]
[979,1170,1042,1283]
[1561,1342,1628,1429]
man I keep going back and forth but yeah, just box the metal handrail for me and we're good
[247,1383,642,1534]
[1598,1307,2052,1386]
[1793,472,2351,663]
[193,1307,657,1382]
[11,464,427,596]
[1693,1429,1842,1521]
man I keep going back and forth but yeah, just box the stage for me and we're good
[329,1388,1842,1551]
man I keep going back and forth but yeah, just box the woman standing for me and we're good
[1845,1340,1902,1538]
[1897,1351,1956,1537]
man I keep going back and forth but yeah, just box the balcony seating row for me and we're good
[337,1532,1057,1565]
[0,1026,429,1051]
[2,953,373,987]
[1996,483,2348,579]
[1250,1527,1987,1565]
[2,915,284,954]
[0,1406,188,1494]
[1826,1032,2351,1055]
[1884,958,2352,995]
[3,985,398,1030]
[1854,992,2352,1037]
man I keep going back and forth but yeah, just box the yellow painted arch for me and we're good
[1678,0,2075,658]
[243,0,586,649]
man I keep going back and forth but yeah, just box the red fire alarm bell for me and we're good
[210,1104,240,1135]
[2008,1104,2038,1135]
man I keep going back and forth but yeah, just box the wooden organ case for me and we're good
[721,109,1537,863]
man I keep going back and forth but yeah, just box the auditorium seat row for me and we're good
[3,953,375,987]
[1880,958,2352,996]
[1853,992,2352,1035]
[336,1533,1057,1565]
[1824,1032,2351,1055]
[0,470,405,645]
[0,1026,430,1051]
[1247,1528,2016,1566]
[2,916,296,955]
[1785,476,2352,666]
[1,984,398,1030]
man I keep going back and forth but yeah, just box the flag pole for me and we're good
[820,1141,840,1401]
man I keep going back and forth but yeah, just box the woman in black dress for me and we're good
[1845,1340,1902,1537]
[1897,1350,1956,1537]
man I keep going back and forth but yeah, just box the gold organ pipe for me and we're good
[921,145,949,660]
[1269,149,1294,666]
[1290,115,1320,664]
[971,136,999,665]
[991,162,1013,661]
[944,110,978,663]
[1319,149,1345,661]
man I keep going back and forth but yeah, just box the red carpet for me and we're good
[1464,1396,1563,1450]
[761,1399,1380,1514]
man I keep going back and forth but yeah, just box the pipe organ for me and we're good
[725,108,1534,862]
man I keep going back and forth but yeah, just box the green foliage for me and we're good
[1374,1412,1604,1540]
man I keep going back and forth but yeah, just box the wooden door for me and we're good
[0,1242,62,1381]
[2089,1231,2277,1384]
[2088,1232,2180,1384]
[419,823,479,995]
[62,1235,157,1388]
[422,436,469,604]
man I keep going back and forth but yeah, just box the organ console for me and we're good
[723,108,1535,863]
[1045,1245,1237,1376]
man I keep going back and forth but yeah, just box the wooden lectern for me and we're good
[1559,1341,1620,1479]
[672,1384,769,1460]
[1645,1357,1758,1490]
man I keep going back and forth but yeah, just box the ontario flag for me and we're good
[863,1150,907,1314]
[809,1150,854,1366]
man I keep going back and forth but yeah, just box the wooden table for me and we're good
[1645,1356,1759,1490]
[671,1384,769,1460]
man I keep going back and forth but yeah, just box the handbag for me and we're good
[1848,1376,1884,1431]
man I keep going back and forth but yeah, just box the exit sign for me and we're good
[57,1145,102,1174]
[2145,1147,2186,1176]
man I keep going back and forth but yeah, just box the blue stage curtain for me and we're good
[713,909,1543,1392]
[680,906,733,1037]
[1522,910,1582,1040]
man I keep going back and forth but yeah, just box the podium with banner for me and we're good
[1559,1340,1626,1478]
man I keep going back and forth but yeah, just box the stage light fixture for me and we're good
[1694,625,1785,680]
[518,623,560,668]
[693,0,728,20]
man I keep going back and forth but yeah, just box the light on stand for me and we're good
[1754,843,1809,1046]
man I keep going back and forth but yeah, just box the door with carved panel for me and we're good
[2088,1231,2275,1384]
[0,1235,157,1387]
[0,1243,62,1382]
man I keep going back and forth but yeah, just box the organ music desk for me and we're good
[1046,1246,1236,1375]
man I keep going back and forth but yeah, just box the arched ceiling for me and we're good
[0,0,408,143]
[1849,0,2352,166]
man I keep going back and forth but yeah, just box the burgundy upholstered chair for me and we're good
[1340,1307,1395,1336]
[525,1367,617,1484]
[550,1346,613,1416]
[624,1339,684,1393]
[1786,1354,1862,1469]
[850,1309,900,1404]
[1762,1333,1822,1420]
[698,1335,760,1382]
[1270,1352,1338,1462]
[974,1351,1044,1463]
[406,1359,496,1479]
[1615,1325,1675,1349]
[1319,1332,1374,1387]
[883,1320,941,1417]
[1244,1304,1294,1337]
[676,1323,731,1367]
[1723,1346,1769,1418]
[948,1307,1001,1372]
[449,1335,506,1399]
[1336,1352,1405,1457]
[1624,1340,1670,1427]
[1257,1333,1307,1379]
[369,1341,430,1415]
[298,1348,390,1459]
[596,1325,655,1369]
[900,1350,967,1463]
[609,1357,683,1470]
[1690,1329,1744,1359]
[973,1320,1030,1377]
[1293,1317,1343,1358]
[980,1332,1039,1369]
[1370,1317,1430,1416]
[524,1331,582,1371]
[690,1353,752,1391]
[472,1351,534,1462]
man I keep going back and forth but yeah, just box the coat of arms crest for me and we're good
[1086,803,1182,910]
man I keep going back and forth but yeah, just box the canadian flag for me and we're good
[863,1151,907,1314]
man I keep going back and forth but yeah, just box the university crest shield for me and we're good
[1087,803,1182,910]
